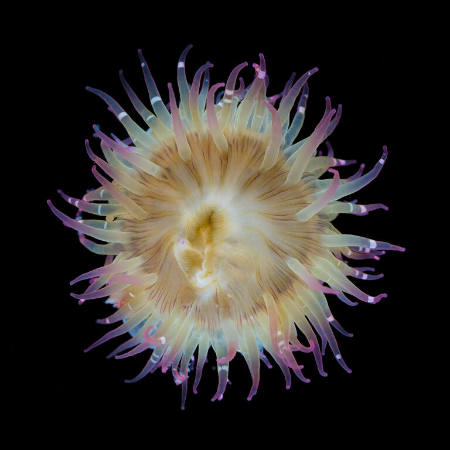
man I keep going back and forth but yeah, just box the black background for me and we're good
[15,3,431,444]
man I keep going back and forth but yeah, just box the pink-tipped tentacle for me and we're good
[91,166,147,220]
[168,82,192,161]
[47,200,130,243]
[260,99,282,170]
[296,168,340,222]
[206,82,228,153]
[189,62,214,128]
[286,257,339,294]
[278,68,319,125]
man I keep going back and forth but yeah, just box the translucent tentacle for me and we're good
[70,283,126,301]
[264,346,292,390]
[278,68,318,126]
[168,82,192,161]
[333,146,388,200]
[78,235,122,255]
[98,307,140,327]
[57,190,119,216]
[321,201,389,218]
[70,257,140,285]
[47,200,130,243]
[124,345,167,384]
[198,66,210,114]
[313,257,387,305]
[260,99,282,170]
[85,140,145,196]
[109,273,157,286]
[84,315,147,353]
[83,187,114,202]
[299,291,352,372]
[219,62,248,127]
[193,334,210,394]
[283,139,306,161]
[324,104,342,139]
[85,86,157,149]
[118,69,154,126]
[286,300,327,376]
[177,44,194,121]
[285,98,335,185]
[347,163,366,181]
[285,257,338,294]
[160,318,193,373]
[284,82,309,148]
[279,72,297,103]
[137,49,172,128]
[241,328,260,401]
[263,293,284,361]
[237,54,266,129]
[91,166,147,220]
[189,62,213,130]
[320,233,405,252]
[217,340,238,364]
[296,169,340,222]
[93,127,162,178]
[211,337,229,402]
[107,338,140,359]
[206,83,228,153]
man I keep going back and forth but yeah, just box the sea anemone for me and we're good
[48,46,404,409]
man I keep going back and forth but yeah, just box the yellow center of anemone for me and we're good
[176,206,224,287]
